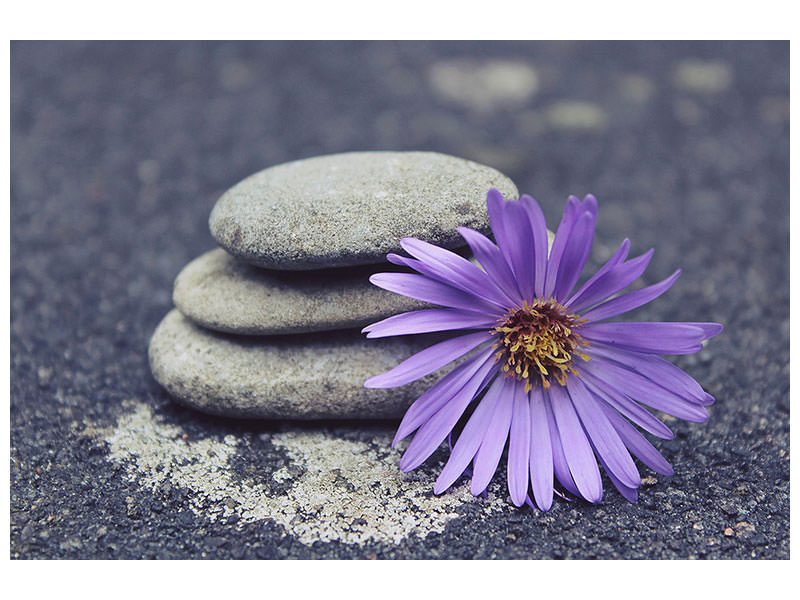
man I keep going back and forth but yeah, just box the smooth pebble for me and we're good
[173,248,427,335]
[148,310,452,420]
[209,151,518,270]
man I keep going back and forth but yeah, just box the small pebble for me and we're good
[673,59,733,94]
[209,151,517,270]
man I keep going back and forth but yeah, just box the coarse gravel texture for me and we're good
[10,41,789,559]
[148,309,447,419]
[209,151,518,269]
[173,248,427,335]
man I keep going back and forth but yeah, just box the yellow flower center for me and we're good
[492,299,590,392]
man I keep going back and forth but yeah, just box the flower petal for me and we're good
[434,376,504,494]
[564,239,630,309]
[594,444,639,504]
[398,237,515,308]
[364,331,492,388]
[543,196,581,299]
[519,195,550,299]
[543,391,581,497]
[581,269,682,323]
[486,188,517,270]
[369,272,503,315]
[498,200,537,302]
[386,253,408,267]
[393,346,496,445]
[567,249,654,313]
[471,376,515,495]
[457,226,523,305]
[399,359,499,472]
[553,210,596,302]
[363,309,497,338]
[529,386,554,511]
[582,359,709,422]
[700,392,716,407]
[580,193,599,219]
[600,403,674,476]
[567,377,641,489]
[681,322,724,338]
[548,383,603,503]
[507,382,531,506]
[580,321,717,355]
[587,344,709,404]
[580,371,674,439]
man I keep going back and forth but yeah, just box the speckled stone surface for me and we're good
[149,309,443,419]
[173,248,428,335]
[209,151,518,270]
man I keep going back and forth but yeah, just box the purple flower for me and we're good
[363,189,722,509]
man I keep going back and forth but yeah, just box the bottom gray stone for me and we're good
[148,309,446,420]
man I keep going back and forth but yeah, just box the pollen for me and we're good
[492,299,590,391]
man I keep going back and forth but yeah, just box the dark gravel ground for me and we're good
[10,41,789,559]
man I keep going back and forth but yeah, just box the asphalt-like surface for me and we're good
[10,41,789,559]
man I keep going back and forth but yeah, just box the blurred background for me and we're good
[10,41,789,559]
[11,42,789,305]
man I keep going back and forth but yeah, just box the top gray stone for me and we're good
[209,151,518,270]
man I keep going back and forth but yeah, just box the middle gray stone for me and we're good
[173,248,428,335]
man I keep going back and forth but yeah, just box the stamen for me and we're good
[493,298,589,390]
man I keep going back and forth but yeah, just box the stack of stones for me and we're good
[148,151,519,420]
